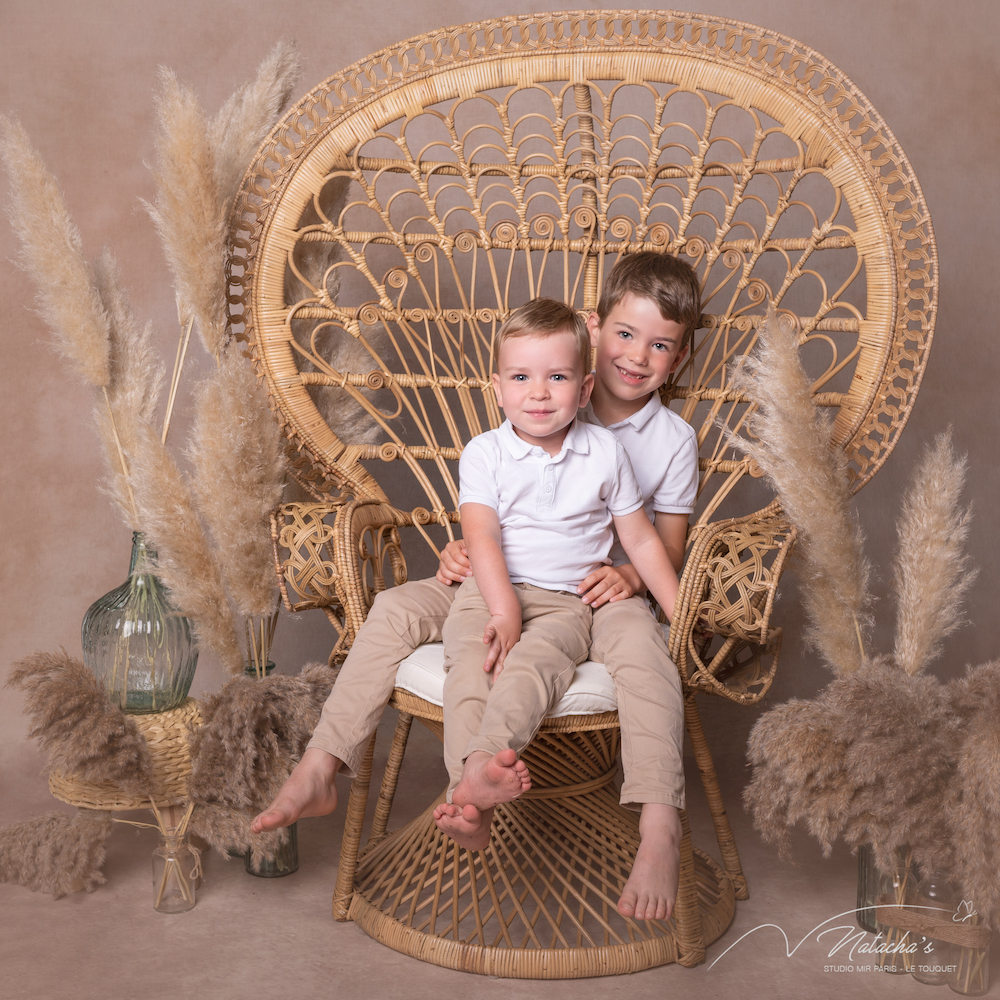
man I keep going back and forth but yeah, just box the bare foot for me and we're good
[618,803,682,921]
[433,801,494,851]
[453,749,531,811]
[250,747,341,833]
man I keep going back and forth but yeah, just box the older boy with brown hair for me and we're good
[253,252,699,922]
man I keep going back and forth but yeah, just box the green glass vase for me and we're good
[81,532,198,714]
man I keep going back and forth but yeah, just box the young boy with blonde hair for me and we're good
[253,252,699,922]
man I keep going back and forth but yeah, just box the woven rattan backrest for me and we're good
[229,11,935,554]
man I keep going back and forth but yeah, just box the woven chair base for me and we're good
[348,786,735,978]
[47,698,201,811]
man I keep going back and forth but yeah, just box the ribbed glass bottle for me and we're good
[81,533,198,714]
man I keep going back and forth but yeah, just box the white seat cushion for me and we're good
[394,643,618,717]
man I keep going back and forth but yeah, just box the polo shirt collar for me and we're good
[498,417,591,459]
[584,393,660,431]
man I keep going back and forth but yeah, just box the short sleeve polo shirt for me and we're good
[580,395,699,566]
[458,419,644,591]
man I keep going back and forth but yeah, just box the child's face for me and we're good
[587,292,689,407]
[491,331,593,451]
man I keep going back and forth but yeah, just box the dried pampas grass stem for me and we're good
[0,114,110,387]
[893,430,976,675]
[727,309,872,675]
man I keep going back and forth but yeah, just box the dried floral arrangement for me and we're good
[0,43,301,674]
[0,42,374,897]
[1,651,337,892]
[732,312,997,925]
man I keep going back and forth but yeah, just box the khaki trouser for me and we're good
[306,576,457,776]
[307,576,685,811]
[590,596,685,810]
[441,577,592,795]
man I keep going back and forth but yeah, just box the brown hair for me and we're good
[493,298,590,374]
[596,251,701,347]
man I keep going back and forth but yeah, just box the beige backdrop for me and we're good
[1,1,996,823]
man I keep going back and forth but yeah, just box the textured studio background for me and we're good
[1,0,996,839]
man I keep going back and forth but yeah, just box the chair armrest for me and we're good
[271,500,413,662]
[668,500,797,704]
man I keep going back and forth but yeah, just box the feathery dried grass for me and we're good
[0,810,113,897]
[128,423,243,672]
[727,309,871,675]
[0,114,111,387]
[894,431,976,674]
[187,662,336,810]
[188,803,289,867]
[208,40,300,212]
[949,660,1000,926]
[91,248,165,527]
[7,651,153,793]
[189,349,288,618]
[143,69,227,358]
[745,660,960,876]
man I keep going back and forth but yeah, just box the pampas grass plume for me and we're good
[0,811,113,897]
[189,349,288,618]
[0,114,110,386]
[7,651,153,792]
[727,309,871,675]
[143,69,228,358]
[893,430,976,674]
[208,40,301,211]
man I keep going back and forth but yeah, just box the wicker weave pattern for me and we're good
[48,699,202,812]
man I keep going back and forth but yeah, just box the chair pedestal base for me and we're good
[348,786,735,978]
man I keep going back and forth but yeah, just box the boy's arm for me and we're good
[460,502,522,673]
[578,512,687,607]
[655,511,688,574]
[612,509,680,622]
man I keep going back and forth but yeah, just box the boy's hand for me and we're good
[482,609,521,676]
[578,564,643,608]
[436,539,471,585]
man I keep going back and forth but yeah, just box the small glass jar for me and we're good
[951,910,990,997]
[912,872,957,985]
[152,832,199,913]
[876,847,918,974]
[246,822,299,878]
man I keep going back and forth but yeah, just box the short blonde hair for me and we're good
[493,298,590,375]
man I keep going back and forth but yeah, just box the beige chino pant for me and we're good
[306,576,685,811]
[306,576,457,776]
[441,577,592,795]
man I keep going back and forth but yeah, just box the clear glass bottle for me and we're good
[152,832,199,913]
[242,660,299,877]
[857,843,878,933]
[876,847,918,974]
[912,872,957,985]
[246,822,299,877]
[951,909,990,997]
[82,533,198,713]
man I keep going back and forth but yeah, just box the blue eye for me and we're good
[551,373,566,381]
[512,373,527,381]
[618,330,632,340]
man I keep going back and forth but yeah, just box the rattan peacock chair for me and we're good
[228,10,936,977]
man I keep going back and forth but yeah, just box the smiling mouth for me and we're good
[616,365,648,383]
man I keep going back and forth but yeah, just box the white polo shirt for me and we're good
[458,419,644,591]
[580,395,698,566]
